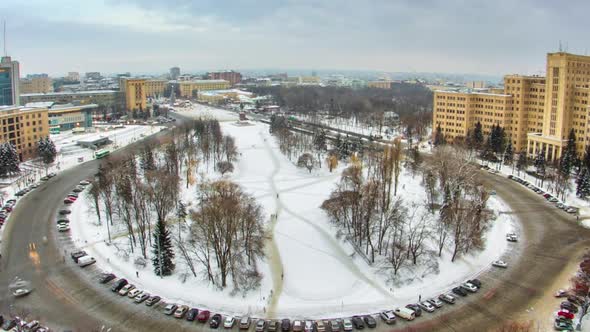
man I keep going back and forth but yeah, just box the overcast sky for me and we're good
[1,0,588,77]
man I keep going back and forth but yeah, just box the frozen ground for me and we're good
[69,117,514,319]
[173,103,238,122]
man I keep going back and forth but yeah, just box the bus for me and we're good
[94,149,110,159]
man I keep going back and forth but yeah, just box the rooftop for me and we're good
[20,90,119,97]
[434,89,511,97]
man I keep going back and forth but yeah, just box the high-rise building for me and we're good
[170,67,180,80]
[208,71,242,86]
[0,56,20,106]
[433,51,590,161]
[20,74,53,94]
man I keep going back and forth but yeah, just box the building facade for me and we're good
[120,78,147,111]
[20,75,53,94]
[0,106,49,160]
[178,80,230,98]
[48,104,96,132]
[20,90,121,108]
[145,80,167,98]
[66,72,80,82]
[170,67,180,80]
[433,52,590,160]
[368,80,393,89]
[0,56,20,106]
[208,71,242,86]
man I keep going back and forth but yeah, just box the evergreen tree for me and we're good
[559,128,577,177]
[433,124,444,146]
[313,130,327,152]
[140,145,156,171]
[504,142,514,165]
[516,153,528,175]
[37,137,57,168]
[152,218,175,276]
[534,152,546,186]
[576,168,590,199]
[0,142,20,177]
[583,145,590,171]
[473,121,484,149]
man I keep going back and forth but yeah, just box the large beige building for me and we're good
[178,80,230,98]
[145,79,167,98]
[0,105,49,161]
[120,78,147,111]
[20,76,53,94]
[433,52,590,160]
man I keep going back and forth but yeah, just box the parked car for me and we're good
[330,320,340,332]
[71,250,87,263]
[362,315,376,328]
[78,255,96,267]
[380,311,396,324]
[419,301,436,313]
[555,289,569,298]
[98,273,116,284]
[173,305,189,318]
[186,308,198,321]
[80,180,91,186]
[469,279,482,288]
[394,307,416,321]
[111,278,127,292]
[64,197,74,204]
[23,320,39,331]
[118,284,135,296]
[506,233,518,242]
[554,318,574,331]
[461,282,478,293]
[72,187,84,193]
[197,310,210,322]
[163,303,177,315]
[428,298,444,308]
[351,316,364,329]
[439,293,456,304]
[342,319,353,332]
[557,310,574,320]
[225,316,236,329]
[304,320,314,332]
[560,301,578,313]
[12,288,31,297]
[127,288,141,298]
[292,320,302,332]
[267,320,279,332]
[452,287,468,297]
[145,295,161,306]
[1,319,17,330]
[255,319,266,332]
[210,314,222,329]
[315,320,326,332]
[135,292,150,303]
[57,223,70,232]
[240,316,252,330]
[405,304,422,317]
[492,260,508,268]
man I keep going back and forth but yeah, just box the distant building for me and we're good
[145,79,167,98]
[368,80,393,89]
[20,90,121,108]
[46,103,96,132]
[465,81,486,89]
[20,75,53,94]
[197,89,254,105]
[299,76,321,84]
[119,78,147,111]
[0,105,49,160]
[433,51,590,161]
[0,56,20,106]
[170,67,181,80]
[66,72,80,82]
[85,72,101,81]
[178,80,231,98]
[208,71,242,86]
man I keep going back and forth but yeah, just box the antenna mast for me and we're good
[3,20,6,56]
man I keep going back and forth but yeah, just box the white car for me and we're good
[224,316,236,328]
[506,233,518,242]
[428,298,444,308]
[492,260,508,268]
[127,288,141,298]
[118,284,135,296]
[419,301,436,312]
[461,282,478,293]
[342,319,353,332]
[57,223,70,232]
[12,288,31,297]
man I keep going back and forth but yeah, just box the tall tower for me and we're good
[0,21,20,106]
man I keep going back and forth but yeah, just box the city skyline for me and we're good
[2,0,590,76]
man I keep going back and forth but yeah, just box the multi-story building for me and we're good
[170,67,180,80]
[466,81,487,89]
[0,105,49,160]
[66,72,80,82]
[368,80,393,89]
[47,104,96,132]
[85,72,101,81]
[208,71,242,86]
[145,79,167,98]
[0,56,20,106]
[20,90,121,108]
[433,52,590,160]
[178,80,230,98]
[119,78,147,111]
[20,75,53,94]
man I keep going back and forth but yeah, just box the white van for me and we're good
[78,256,96,267]
[394,307,416,321]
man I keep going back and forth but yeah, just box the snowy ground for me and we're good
[173,103,239,122]
[69,116,514,319]
[295,113,399,139]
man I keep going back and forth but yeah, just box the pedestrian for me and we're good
[419,294,421,302]
[136,271,139,278]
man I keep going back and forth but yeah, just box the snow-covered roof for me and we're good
[25,101,55,108]
[20,90,119,97]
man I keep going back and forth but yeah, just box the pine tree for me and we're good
[559,129,577,177]
[37,137,57,169]
[504,142,514,165]
[473,121,484,150]
[583,145,590,171]
[0,142,20,177]
[516,153,527,175]
[577,169,590,199]
[152,218,175,276]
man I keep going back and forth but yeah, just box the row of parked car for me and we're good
[90,267,485,330]
[508,175,579,214]
[0,314,49,332]
[57,180,91,233]
[553,289,585,331]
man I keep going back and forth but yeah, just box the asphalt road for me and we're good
[1,117,589,331]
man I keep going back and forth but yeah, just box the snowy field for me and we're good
[69,116,514,319]
[173,103,239,122]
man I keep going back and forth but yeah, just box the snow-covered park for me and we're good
[67,103,515,319]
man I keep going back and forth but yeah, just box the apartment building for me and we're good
[0,105,49,160]
[433,52,590,160]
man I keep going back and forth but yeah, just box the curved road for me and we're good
[1,124,589,331]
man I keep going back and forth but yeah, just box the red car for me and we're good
[197,310,210,322]
[64,198,74,204]
[557,310,574,320]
